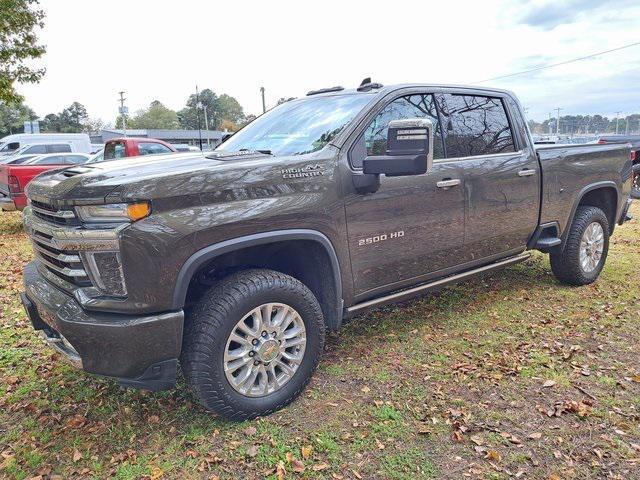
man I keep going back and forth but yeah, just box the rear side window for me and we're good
[104,141,126,160]
[66,155,88,164]
[438,94,515,158]
[48,144,71,153]
[34,156,66,165]
[363,94,444,159]
[25,144,47,154]
[138,142,172,156]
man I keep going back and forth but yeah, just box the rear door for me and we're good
[345,92,466,299]
[436,92,539,260]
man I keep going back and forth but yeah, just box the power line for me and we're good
[475,41,640,84]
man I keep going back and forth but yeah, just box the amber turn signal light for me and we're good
[127,202,151,221]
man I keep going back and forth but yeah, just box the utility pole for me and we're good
[548,112,553,135]
[260,86,266,114]
[195,85,203,151]
[614,111,622,134]
[203,105,210,148]
[118,91,127,137]
[555,108,563,136]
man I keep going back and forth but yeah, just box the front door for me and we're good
[345,93,466,299]
[435,93,540,260]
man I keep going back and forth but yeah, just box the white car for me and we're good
[23,153,91,165]
[0,133,92,156]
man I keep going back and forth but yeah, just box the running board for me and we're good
[346,253,531,315]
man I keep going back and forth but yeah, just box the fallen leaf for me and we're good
[65,415,87,429]
[150,466,164,480]
[72,449,82,463]
[291,459,305,473]
[247,445,259,458]
[276,461,286,480]
[361,386,371,393]
[528,432,543,440]
[148,415,160,424]
[298,445,312,459]
[243,426,257,436]
[313,462,330,471]
[542,380,557,388]
[485,450,501,462]
[470,435,484,446]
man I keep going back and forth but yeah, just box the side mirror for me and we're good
[362,118,434,176]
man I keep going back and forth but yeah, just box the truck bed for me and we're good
[536,142,632,237]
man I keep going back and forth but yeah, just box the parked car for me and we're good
[103,137,177,160]
[598,135,640,198]
[0,154,38,165]
[0,133,92,157]
[19,82,633,420]
[0,153,90,211]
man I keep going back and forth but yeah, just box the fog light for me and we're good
[81,251,127,296]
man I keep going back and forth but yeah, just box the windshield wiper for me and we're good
[238,148,273,155]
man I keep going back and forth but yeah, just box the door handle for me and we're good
[518,169,536,177]
[436,178,461,189]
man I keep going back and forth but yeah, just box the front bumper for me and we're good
[22,261,184,391]
[0,193,16,211]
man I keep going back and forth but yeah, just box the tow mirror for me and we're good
[362,118,433,177]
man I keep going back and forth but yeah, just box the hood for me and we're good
[27,149,324,206]
[25,150,278,205]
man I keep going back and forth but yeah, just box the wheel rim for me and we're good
[579,222,604,273]
[223,303,306,397]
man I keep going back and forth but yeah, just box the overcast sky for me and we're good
[17,0,640,123]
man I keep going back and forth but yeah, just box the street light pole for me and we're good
[195,85,203,151]
[118,91,127,137]
[260,86,266,114]
[555,107,563,136]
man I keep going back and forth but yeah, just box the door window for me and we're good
[47,144,72,153]
[362,94,444,162]
[25,144,47,154]
[104,141,126,159]
[438,94,515,158]
[138,142,172,156]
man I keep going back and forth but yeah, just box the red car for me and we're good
[103,137,177,160]
[0,153,90,211]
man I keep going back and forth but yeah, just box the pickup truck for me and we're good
[20,82,634,420]
[0,153,90,211]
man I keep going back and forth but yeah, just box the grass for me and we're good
[1,205,639,479]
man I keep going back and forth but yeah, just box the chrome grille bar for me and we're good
[31,241,81,263]
[33,251,87,278]
[30,204,76,219]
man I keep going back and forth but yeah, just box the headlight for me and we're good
[75,202,150,223]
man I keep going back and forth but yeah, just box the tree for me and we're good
[127,100,179,129]
[0,100,36,136]
[40,113,60,132]
[58,102,88,132]
[0,0,46,103]
[178,89,245,130]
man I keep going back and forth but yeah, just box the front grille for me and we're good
[25,201,90,288]
[30,200,79,226]
[24,198,125,295]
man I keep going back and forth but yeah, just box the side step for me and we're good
[347,253,531,315]
[535,237,561,249]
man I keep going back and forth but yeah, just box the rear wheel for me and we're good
[181,269,325,420]
[632,163,640,199]
[550,206,610,286]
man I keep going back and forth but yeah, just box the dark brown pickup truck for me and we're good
[20,81,634,419]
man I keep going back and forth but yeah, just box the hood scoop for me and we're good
[58,166,96,178]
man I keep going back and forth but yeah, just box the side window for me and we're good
[26,144,47,154]
[104,141,126,160]
[2,142,20,152]
[138,142,172,156]
[48,144,71,153]
[362,94,444,161]
[438,94,515,158]
[36,156,65,165]
[67,155,88,164]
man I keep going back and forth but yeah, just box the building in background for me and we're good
[91,129,228,148]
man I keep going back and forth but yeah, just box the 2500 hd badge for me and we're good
[281,164,324,178]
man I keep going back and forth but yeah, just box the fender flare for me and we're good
[561,181,619,247]
[170,229,343,326]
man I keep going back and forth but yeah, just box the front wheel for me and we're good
[181,269,325,420]
[550,206,610,286]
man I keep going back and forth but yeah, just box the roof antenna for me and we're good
[357,77,383,92]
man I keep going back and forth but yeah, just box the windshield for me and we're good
[217,94,372,156]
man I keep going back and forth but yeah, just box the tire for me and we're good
[632,163,640,200]
[181,269,325,420]
[550,206,610,286]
